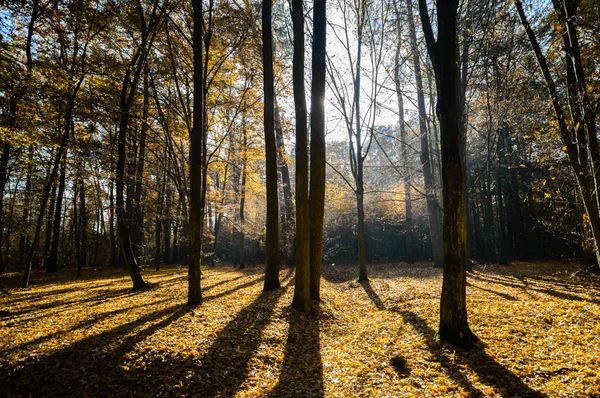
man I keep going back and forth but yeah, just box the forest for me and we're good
[0,0,599,395]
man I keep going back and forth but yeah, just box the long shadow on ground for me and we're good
[0,304,191,397]
[469,272,599,304]
[391,308,546,397]
[267,305,324,397]
[187,286,288,397]
[361,280,386,310]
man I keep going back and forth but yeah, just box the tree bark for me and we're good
[188,0,204,305]
[393,1,414,264]
[46,158,66,273]
[78,174,87,276]
[262,0,281,291]
[239,126,247,270]
[274,98,293,263]
[131,69,149,260]
[418,0,475,348]
[0,99,16,273]
[309,0,326,300]
[407,0,443,268]
[291,0,311,313]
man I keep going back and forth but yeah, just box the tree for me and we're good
[418,0,476,347]
[392,0,413,264]
[406,0,442,268]
[188,0,204,306]
[309,0,327,300]
[291,0,311,313]
[515,0,600,267]
[262,0,281,292]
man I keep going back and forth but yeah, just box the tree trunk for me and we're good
[262,0,281,291]
[274,98,293,264]
[393,2,414,264]
[357,181,368,281]
[239,127,247,270]
[188,0,204,305]
[291,0,311,313]
[46,158,66,273]
[407,0,443,268]
[309,0,326,300]
[116,98,148,289]
[22,126,70,287]
[43,176,57,268]
[78,175,87,276]
[496,133,509,265]
[418,0,475,348]
[164,185,172,264]
[131,69,149,260]
[0,99,16,273]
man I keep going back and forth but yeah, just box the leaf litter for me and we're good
[0,261,599,397]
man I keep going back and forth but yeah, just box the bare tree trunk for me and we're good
[291,0,311,313]
[496,130,508,265]
[43,176,57,268]
[407,0,443,268]
[78,175,87,276]
[393,1,413,264]
[0,99,16,273]
[46,158,66,273]
[274,98,293,263]
[164,185,172,264]
[309,0,326,300]
[188,0,204,305]
[262,0,280,291]
[131,69,149,260]
[419,0,475,348]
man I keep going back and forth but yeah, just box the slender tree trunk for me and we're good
[74,179,81,272]
[291,0,311,313]
[109,174,117,267]
[0,99,16,273]
[46,158,66,273]
[309,0,326,300]
[262,0,280,291]
[164,185,172,264]
[393,2,414,264]
[353,6,368,282]
[274,98,293,263]
[116,98,148,289]
[43,177,57,268]
[22,125,70,287]
[188,0,204,305]
[357,176,368,281]
[155,170,165,270]
[78,175,87,276]
[418,0,475,348]
[239,127,247,270]
[407,0,443,268]
[131,69,149,260]
[20,145,33,266]
[506,129,525,260]
[496,132,508,265]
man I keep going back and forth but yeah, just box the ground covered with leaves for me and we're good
[1,261,599,397]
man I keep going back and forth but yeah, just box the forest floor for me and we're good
[1,261,599,397]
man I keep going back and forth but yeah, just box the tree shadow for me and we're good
[466,281,518,301]
[186,286,288,397]
[203,276,263,302]
[392,307,546,397]
[2,298,166,356]
[360,280,386,310]
[1,304,190,396]
[266,305,324,398]
[470,272,599,304]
